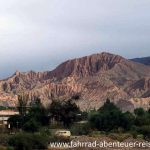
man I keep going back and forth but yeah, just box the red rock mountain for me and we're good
[0,52,150,111]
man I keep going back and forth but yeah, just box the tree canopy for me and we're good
[49,100,80,127]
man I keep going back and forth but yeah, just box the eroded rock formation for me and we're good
[0,52,150,111]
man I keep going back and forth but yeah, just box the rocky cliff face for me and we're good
[50,53,124,78]
[0,52,150,111]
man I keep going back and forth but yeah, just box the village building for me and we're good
[0,110,19,127]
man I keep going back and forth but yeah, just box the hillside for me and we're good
[131,57,150,66]
[0,52,150,111]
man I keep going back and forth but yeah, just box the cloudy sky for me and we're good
[0,0,150,79]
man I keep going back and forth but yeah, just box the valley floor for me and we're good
[48,135,150,150]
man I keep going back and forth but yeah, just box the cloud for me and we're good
[0,0,150,78]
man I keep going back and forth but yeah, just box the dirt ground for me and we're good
[48,135,150,150]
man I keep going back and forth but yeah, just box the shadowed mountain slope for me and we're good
[131,57,150,66]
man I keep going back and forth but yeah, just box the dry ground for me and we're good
[48,135,150,150]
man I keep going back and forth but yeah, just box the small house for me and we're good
[0,110,19,127]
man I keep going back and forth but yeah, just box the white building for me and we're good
[0,110,19,126]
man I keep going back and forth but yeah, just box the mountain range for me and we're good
[0,52,150,111]
[131,57,150,66]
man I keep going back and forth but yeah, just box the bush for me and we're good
[134,115,150,126]
[137,126,150,139]
[6,146,14,150]
[9,133,32,150]
[8,133,48,150]
[31,134,49,149]
[22,119,40,133]
[39,127,51,136]
[89,99,126,132]
[70,123,91,135]
[130,130,138,139]
[49,136,70,143]
[0,134,11,146]
[134,108,145,116]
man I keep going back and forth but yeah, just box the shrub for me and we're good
[70,123,91,135]
[89,99,126,132]
[31,134,49,149]
[130,131,138,139]
[6,146,14,150]
[0,134,11,146]
[39,127,51,136]
[137,126,150,139]
[22,119,40,133]
[134,114,150,126]
[134,108,145,116]
[9,133,32,150]
[49,136,70,142]
[8,132,48,150]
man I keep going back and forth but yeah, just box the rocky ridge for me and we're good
[0,52,150,111]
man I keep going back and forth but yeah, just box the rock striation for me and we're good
[0,52,150,111]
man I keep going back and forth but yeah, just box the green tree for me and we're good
[17,93,29,117]
[89,99,128,132]
[137,126,150,139]
[9,133,33,150]
[9,97,49,131]
[70,123,90,135]
[134,108,150,126]
[27,98,49,126]
[122,112,135,130]
[49,100,80,127]
[134,108,145,116]
[23,119,40,133]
